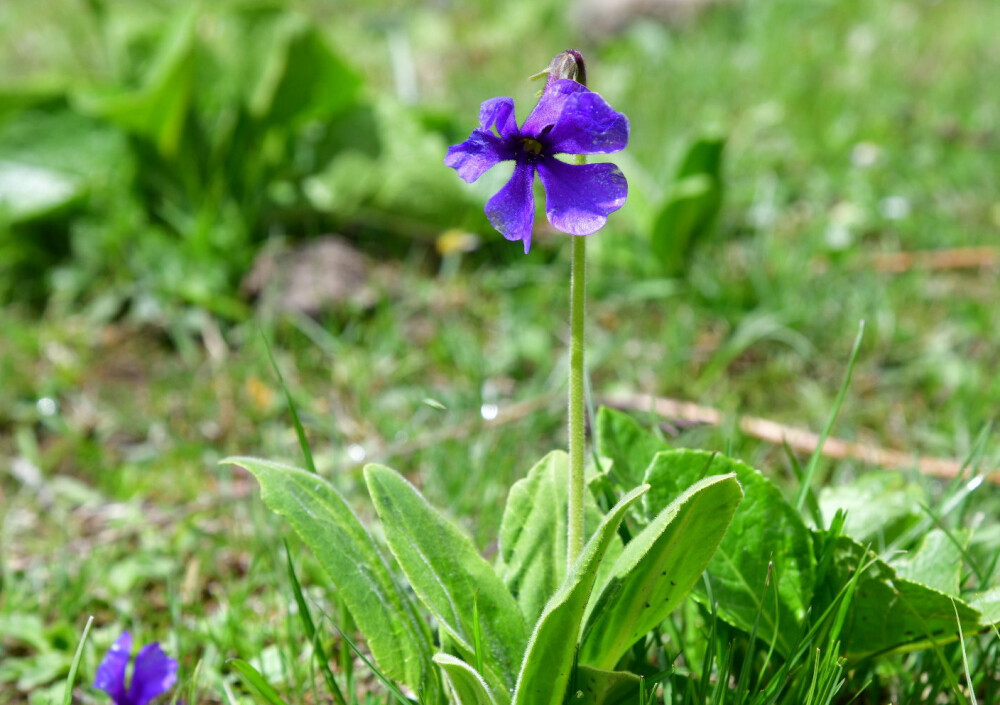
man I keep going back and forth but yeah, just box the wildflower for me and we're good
[94,632,178,705]
[445,77,629,253]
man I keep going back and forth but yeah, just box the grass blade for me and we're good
[795,320,865,514]
[260,325,316,475]
[285,541,348,705]
[228,658,290,705]
[337,627,414,705]
[62,615,94,705]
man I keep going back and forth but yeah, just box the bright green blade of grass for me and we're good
[228,659,290,705]
[336,627,413,705]
[284,541,348,705]
[795,321,865,515]
[260,327,317,475]
[62,615,94,705]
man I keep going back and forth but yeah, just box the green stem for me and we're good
[567,221,587,569]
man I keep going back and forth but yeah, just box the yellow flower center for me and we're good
[520,138,543,156]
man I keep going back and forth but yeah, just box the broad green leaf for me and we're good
[967,586,1000,626]
[512,485,648,705]
[0,161,84,223]
[0,81,65,123]
[0,108,123,225]
[0,108,124,178]
[580,474,743,669]
[0,614,51,653]
[892,529,966,596]
[497,451,612,627]
[816,535,981,660]
[819,473,924,545]
[248,14,361,126]
[649,133,725,276]
[643,450,814,657]
[223,457,439,701]
[967,523,1000,583]
[365,464,527,690]
[433,654,500,705]
[74,5,197,157]
[575,665,642,705]
[497,452,569,627]
[594,407,672,488]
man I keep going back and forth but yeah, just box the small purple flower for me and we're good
[445,78,629,253]
[94,632,178,705]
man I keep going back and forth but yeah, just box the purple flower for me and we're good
[445,78,629,253]
[94,632,178,705]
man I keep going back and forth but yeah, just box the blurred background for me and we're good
[0,0,998,699]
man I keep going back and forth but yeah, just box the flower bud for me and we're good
[530,49,587,89]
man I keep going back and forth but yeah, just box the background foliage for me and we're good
[1,0,998,702]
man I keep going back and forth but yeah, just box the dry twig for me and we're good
[869,246,1000,273]
[604,391,999,484]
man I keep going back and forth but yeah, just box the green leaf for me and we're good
[248,13,362,126]
[967,523,1000,584]
[433,654,500,705]
[816,535,982,659]
[497,452,569,627]
[649,133,725,276]
[223,457,439,700]
[594,407,672,488]
[892,529,966,596]
[0,108,123,226]
[364,464,527,691]
[643,450,814,657]
[497,451,613,627]
[580,474,743,669]
[967,586,1000,626]
[0,161,85,223]
[0,614,52,653]
[74,5,197,157]
[512,485,648,705]
[228,659,290,705]
[0,81,65,123]
[819,473,924,545]
[575,664,642,705]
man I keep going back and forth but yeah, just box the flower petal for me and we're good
[545,91,629,155]
[127,643,178,705]
[537,158,628,235]
[485,162,536,253]
[444,129,509,183]
[94,632,132,705]
[521,78,589,137]
[479,97,518,138]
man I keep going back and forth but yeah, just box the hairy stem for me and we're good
[567,217,587,569]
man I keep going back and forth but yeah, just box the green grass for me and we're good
[2,0,999,702]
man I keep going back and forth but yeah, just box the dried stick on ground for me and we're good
[811,246,1000,275]
[603,392,1000,484]
[869,246,1000,273]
